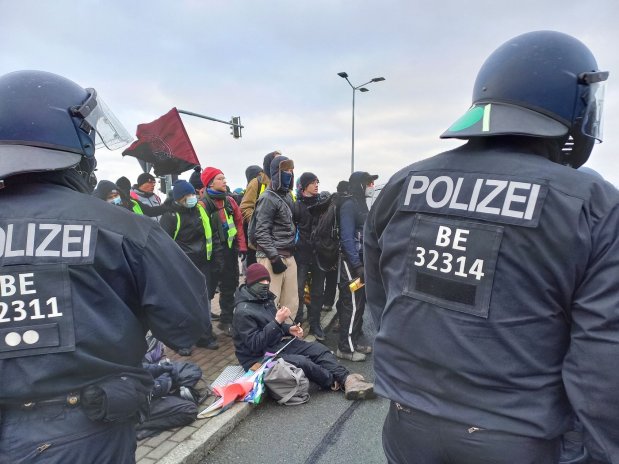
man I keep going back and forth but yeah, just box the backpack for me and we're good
[263,358,310,405]
[310,193,341,272]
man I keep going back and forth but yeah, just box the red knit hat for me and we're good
[245,263,271,286]
[200,167,224,188]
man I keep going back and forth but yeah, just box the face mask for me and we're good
[108,196,122,206]
[185,195,198,208]
[249,282,270,300]
[280,171,293,189]
[365,186,375,198]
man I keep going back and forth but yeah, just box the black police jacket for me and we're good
[365,140,619,461]
[0,177,208,402]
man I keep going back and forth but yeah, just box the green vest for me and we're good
[173,204,213,260]
[222,205,238,249]
[131,200,144,215]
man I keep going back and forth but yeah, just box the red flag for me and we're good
[122,108,200,176]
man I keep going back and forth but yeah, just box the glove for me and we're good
[353,265,365,283]
[271,256,288,274]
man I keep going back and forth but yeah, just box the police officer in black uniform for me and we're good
[0,71,208,464]
[365,31,618,463]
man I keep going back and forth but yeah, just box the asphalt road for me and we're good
[202,312,389,464]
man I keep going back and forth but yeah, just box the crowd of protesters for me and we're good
[92,150,378,398]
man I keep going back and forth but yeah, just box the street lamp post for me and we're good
[337,72,385,174]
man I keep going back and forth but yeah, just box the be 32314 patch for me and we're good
[403,214,503,318]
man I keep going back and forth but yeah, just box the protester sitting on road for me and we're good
[232,264,375,400]
[160,180,219,354]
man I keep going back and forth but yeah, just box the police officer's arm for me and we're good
[133,225,207,350]
[339,200,362,268]
[364,178,401,330]
[254,195,279,260]
[563,203,619,463]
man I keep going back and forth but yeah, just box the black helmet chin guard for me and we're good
[441,31,608,168]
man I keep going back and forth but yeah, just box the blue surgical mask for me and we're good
[108,196,122,206]
[185,195,198,208]
[280,171,293,189]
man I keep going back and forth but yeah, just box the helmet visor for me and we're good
[84,95,133,150]
[581,80,606,142]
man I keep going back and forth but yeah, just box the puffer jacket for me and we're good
[232,285,292,370]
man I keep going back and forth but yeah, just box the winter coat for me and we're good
[339,172,368,269]
[160,202,209,265]
[232,285,293,370]
[201,193,247,254]
[292,193,323,265]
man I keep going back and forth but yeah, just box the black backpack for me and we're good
[310,193,341,272]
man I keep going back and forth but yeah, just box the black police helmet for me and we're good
[0,70,99,180]
[442,31,608,168]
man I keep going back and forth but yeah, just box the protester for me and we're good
[232,264,375,400]
[240,164,266,266]
[252,155,299,319]
[365,31,617,463]
[240,152,280,224]
[188,166,203,194]
[94,179,170,217]
[336,171,377,361]
[200,167,247,337]
[159,179,220,353]
[131,172,163,221]
[292,172,327,339]
[0,70,207,463]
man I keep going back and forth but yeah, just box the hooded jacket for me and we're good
[253,156,296,259]
[232,285,292,370]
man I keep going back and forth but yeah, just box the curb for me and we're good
[156,402,253,464]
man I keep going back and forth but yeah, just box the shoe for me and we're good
[210,312,220,321]
[322,305,333,312]
[310,325,325,341]
[217,322,233,337]
[344,373,375,400]
[336,349,366,362]
[354,344,372,354]
[176,347,193,356]
[196,336,219,350]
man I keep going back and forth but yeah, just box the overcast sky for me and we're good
[2,0,618,192]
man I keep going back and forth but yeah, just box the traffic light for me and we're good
[231,116,242,139]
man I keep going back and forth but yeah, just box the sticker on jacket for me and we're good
[403,214,503,318]
[399,171,547,227]
[0,264,75,359]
